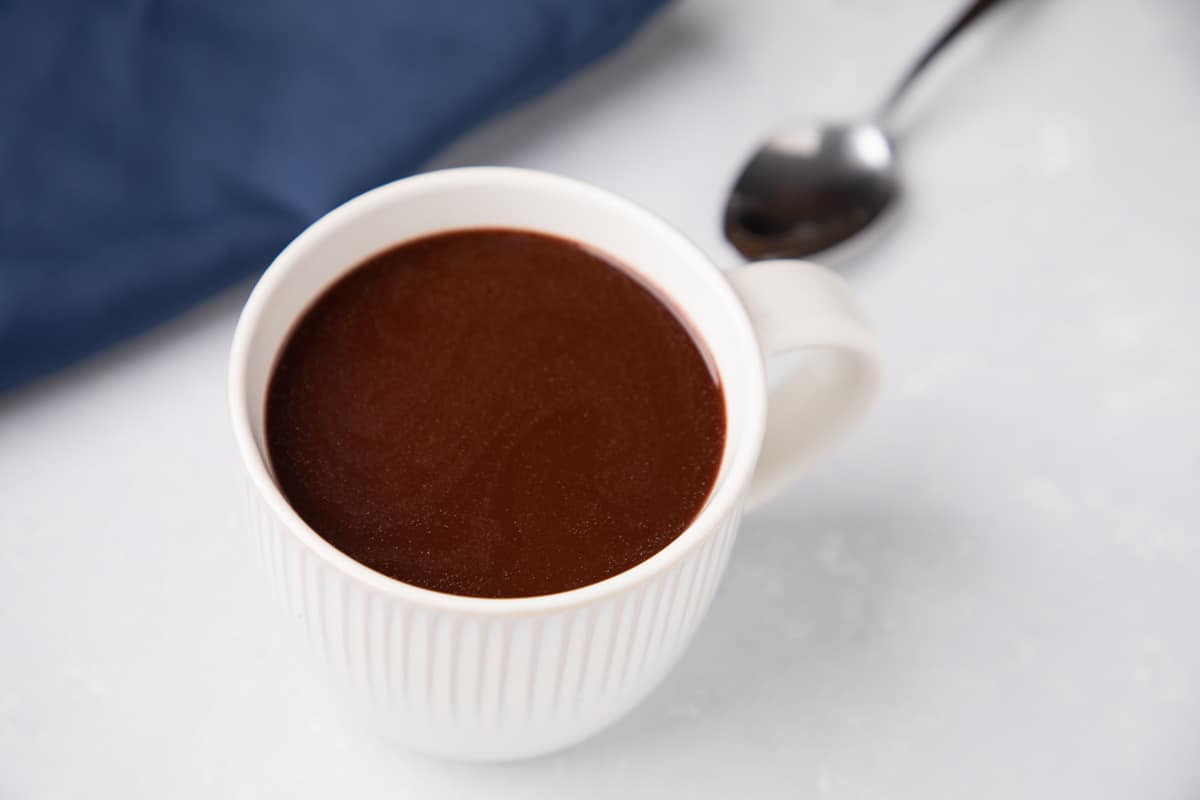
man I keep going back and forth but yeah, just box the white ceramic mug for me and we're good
[228,167,879,761]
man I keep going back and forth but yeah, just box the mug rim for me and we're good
[228,166,767,615]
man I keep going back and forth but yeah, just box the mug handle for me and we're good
[726,260,881,509]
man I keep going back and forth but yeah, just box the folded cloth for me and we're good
[0,0,666,393]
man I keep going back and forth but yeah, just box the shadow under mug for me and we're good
[228,167,879,761]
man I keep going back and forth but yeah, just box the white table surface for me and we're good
[4,0,1200,796]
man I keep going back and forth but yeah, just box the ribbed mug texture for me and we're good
[248,486,741,760]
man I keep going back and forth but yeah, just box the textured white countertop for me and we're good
[3,0,1199,796]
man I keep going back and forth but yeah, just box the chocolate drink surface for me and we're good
[266,229,725,598]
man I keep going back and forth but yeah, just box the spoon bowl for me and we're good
[724,121,897,260]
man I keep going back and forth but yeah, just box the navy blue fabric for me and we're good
[0,0,666,392]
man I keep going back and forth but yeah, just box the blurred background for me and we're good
[2,0,1199,797]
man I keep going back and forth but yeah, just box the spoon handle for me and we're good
[877,0,1007,124]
